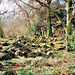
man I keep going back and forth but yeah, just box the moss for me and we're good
[0,26,3,38]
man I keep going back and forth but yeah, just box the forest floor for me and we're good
[0,36,75,75]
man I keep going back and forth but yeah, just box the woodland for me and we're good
[0,0,75,75]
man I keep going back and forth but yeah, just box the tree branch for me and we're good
[36,0,49,8]
[0,10,8,15]
[15,2,30,28]
[0,2,8,15]
[60,8,66,10]
[36,0,66,28]
[69,7,75,9]
[19,0,41,10]
[16,2,29,18]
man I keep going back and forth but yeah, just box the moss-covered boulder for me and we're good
[0,50,15,60]
[27,52,36,58]
[15,50,22,56]
[37,44,41,48]
[0,53,10,60]
[0,46,2,50]
[47,51,53,56]
[3,42,9,46]
[31,57,51,67]
[11,49,17,53]
[2,49,9,53]
[43,44,49,49]
[3,71,17,75]
[20,46,30,51]
[20,46,31,57]
[6,50,15,58]
[36,52,42,56]
[0,63,3,70]
[13,42,23,48]
[31,44,36,47]
[23,41,27,44]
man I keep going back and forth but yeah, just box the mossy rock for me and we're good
[15,50,22,56]
[50,43,55,47]
[54,46,65,51]
[2,49,8,53]
[24,58,33,65]
[41,53,50,58]
[3,42,9,46]
[3,71,17,75]
[31,57,51,67]
[20,46,30,52]
[7,50,15,58]
[47,51,54,58]
[26,42,30,46]
[37,44,41,47]
[46,48,52,52]
[9,38,14,40]
[47,51,53,56]
[13,42,23,48]
[4,61,14,66]
[31,44,36,47]
[0,46,2,50]
[50,38,54,42]
[0,63,3,70]
[2,50,15,58]
[40,39,46,43]
[0,53,11,60]
[27,52,36,58]
[25,38,31,42]
[11,49,17,53]
[21,36,25,40]
[36,52,42,56]
[23,41,27,44]
[42,36,46,39]
[31,39,36,43]
[43,44,49,49]
[22,50,30,57]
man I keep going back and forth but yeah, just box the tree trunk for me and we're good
[47,0,52,37]
[0,26,3,38]
[66,0,73,51]
[47,9,52,37]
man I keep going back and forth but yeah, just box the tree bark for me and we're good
[47,9,52,37]
[0,26,3,38]
[47,0,52,37]
[66,0,73,51]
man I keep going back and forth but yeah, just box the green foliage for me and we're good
[37,44,41,48]
[42,36,46,39]
[9,38,14,40]
[2,71,15,75]
[43,44,49,49]
[40,39,46,42]
[17,68,36,75]
[18,72,35,75]
[28,52,36,58]
[21,36,25,40]
[25,38,31,43]
[36,52,42,56]
[66,64,75,72]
